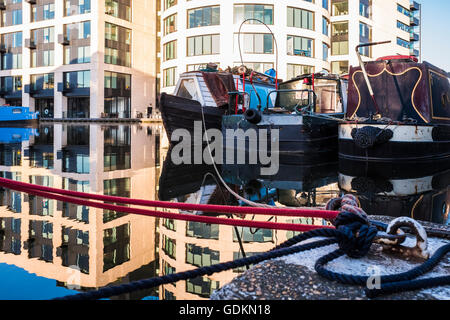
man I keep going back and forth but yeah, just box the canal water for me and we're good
[0,123,448,300]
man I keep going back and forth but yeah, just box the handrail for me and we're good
[228,91,251,114]
[266,89,316,114]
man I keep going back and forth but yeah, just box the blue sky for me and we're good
[421,0,450,71]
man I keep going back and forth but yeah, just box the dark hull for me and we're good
[0,119,38,128]
[339,123,450,163]
[222,161,338,191]
[223,114,340,165]
[158,146,220,201]
[339,157,450,180]
[159,93,226,142]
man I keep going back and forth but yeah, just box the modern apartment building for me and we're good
[0,0,157,119]
[330,0,422,74]
[159,0,421,93]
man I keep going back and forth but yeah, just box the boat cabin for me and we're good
[276,73,348,114]
[346,56,450,124]
[0,106,39,122]
[173,70,277,111]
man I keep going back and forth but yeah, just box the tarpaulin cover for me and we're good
[201,72,236,108]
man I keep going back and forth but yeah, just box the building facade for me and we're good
[0,0,157,119]
[159,0,421,93]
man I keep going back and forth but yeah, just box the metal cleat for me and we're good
[380,217,430,260]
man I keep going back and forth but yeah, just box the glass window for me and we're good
[234,33,273,54]
[164,0,177,10]
[287,36,313,57]
[331,61,349,75]
[234,4,273,25]
[359,0,371,18]
[187,34,220,56]
[287,64,314,80]
[188,6,220,28]
[287,7,314,30]
[164,14,177,35]
[163,67,177,87]
[163,40,177,61]
[332,1,348,16]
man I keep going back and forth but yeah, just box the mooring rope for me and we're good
[0,177,338,220]
[52,208,450,300]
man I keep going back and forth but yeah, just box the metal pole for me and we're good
[355,41,391,118]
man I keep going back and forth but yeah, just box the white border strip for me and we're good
[339,124,434,143]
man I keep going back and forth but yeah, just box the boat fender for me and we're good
[351,126,393,149]
[244,109,262,124]
[351,176,394,194]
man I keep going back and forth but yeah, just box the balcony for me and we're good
[57,82,90,97]
[410,1,420,12]
[410,48,420,57]
[410,32,419,42]
[58,34,70,45]
[25,84,54,98]
[25,39,36,49]
[410,16,419,27]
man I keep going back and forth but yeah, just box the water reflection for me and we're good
[0,123,164,300]
[0,122,447,300]
[157,158,339,300]
[339,160,450,226]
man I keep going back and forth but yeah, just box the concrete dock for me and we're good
[211,216,450,300]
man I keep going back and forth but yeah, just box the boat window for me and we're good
[177,79,199,101]
[307,79,342,114]
[276,90,313,112]
[12,108,23,114]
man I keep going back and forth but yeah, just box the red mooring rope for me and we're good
[0,177,337,232]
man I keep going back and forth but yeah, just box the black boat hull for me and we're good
[222,113,341,165]
[159,93,226,143]
[339,123,450,162]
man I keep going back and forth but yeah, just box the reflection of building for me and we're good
[159,0,422,92]
[0,123,165,297]
[0,1,157,119]
[157,184,337,300]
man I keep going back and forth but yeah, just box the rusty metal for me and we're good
[374,231,407,246]
[380,217,430,260]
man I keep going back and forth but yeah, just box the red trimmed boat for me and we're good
[339,47,450,163]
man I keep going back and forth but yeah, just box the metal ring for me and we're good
[385,217,430,259]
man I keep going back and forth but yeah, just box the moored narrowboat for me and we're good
[159,64,277,143]
[339,52,450,163]
[0,106,39,126]
[223,72,348,165]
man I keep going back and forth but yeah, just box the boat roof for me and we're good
[281,72,345,85]
[346,58,450,123]
[180,70,276,87]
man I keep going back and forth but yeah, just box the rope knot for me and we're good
[327,195,377,258]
